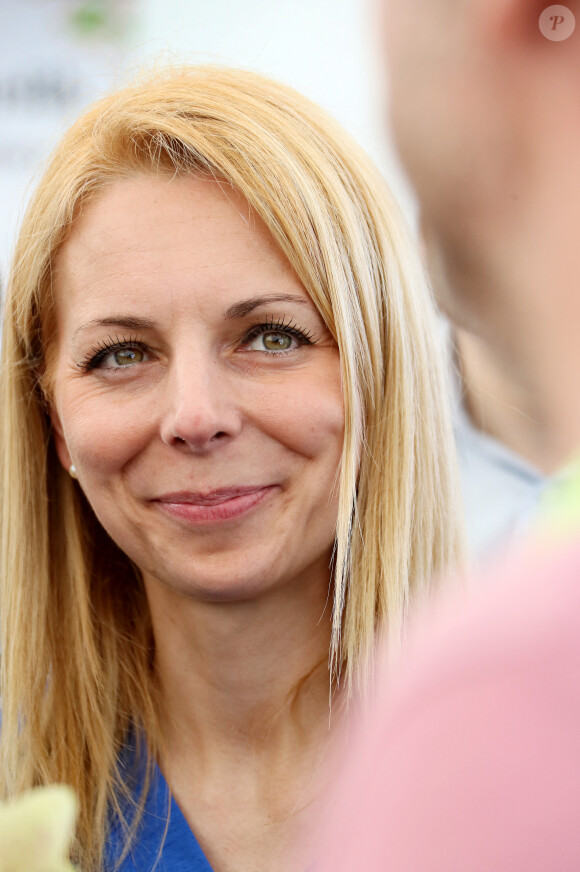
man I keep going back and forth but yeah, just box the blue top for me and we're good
[105,743,214,872]
[105,739,317,872]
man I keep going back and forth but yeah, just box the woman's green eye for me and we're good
[261,332,293,351]
[113,348,145,366]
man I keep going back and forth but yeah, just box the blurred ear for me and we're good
[49,405,73,472]
[477,0,578,48]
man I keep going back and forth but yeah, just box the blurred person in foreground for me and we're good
[390,0,580,559]
[319,472,580,872]
[317,1,580,869]
[0,66,463,871]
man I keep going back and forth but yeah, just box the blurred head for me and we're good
[382,0,580,325]
[0,65,462,866]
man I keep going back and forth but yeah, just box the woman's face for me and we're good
[50,174,343,602]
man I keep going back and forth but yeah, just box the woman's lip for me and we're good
[155,486,273,506]
[153,486,276,524]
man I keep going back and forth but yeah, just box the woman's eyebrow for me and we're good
[72,296,311,339]
[224,294,311,320]
[72,316,156,339]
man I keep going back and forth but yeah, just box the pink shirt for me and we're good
[319,538,580,871]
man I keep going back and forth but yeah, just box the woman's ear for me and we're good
[49,405,73,473]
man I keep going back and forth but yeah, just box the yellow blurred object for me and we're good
[538,456,580,543]
[0,786,77,872]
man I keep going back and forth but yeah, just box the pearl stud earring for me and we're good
[69,464,78,479]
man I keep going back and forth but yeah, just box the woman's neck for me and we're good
[144,567,341,872]
[146,565,335,760]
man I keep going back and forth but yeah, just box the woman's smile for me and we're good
[50,173,344,601]
[153,485,279,525]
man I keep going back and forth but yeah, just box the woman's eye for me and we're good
[79,339,152,373]
[247,331,295,352]
[102,346,148,368]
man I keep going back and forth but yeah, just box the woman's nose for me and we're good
[159,358,243,453]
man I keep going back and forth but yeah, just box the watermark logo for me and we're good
[539,5,576,40]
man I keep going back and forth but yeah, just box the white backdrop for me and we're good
[0,0,139,276]
[0,0,414,279]
[136,0,413,210]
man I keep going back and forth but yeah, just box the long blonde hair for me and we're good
[0,65,462,868]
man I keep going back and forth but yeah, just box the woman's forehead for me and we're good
[51,174,317,330]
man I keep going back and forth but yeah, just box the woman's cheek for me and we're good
[63,395,155,477]
[253,359,343,457]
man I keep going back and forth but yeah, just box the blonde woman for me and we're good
[0,66,462,871]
